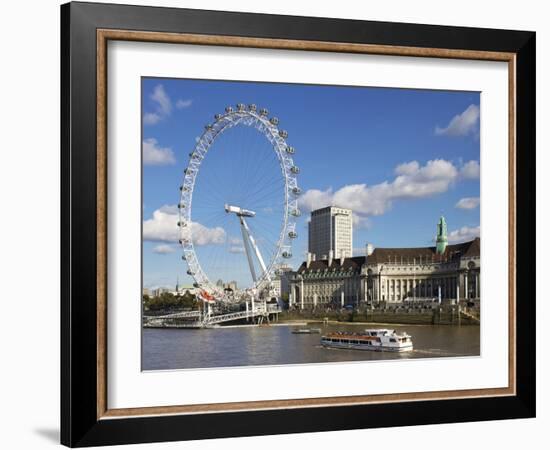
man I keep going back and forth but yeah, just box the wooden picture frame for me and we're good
[61,1,535,446]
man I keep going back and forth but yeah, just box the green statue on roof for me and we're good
[436,216,448,255]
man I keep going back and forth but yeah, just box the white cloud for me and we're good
[143,205,226,245]
[143,84,172,125]
[435,104,480,137]
[448,225,480,243]
[394,161,420,176]
[152,244,176,254]
[229,246,245,254]
[151,84,171,115]
[299,159,459,218]
[352,214,371,229]
[455,197,480,209]
[143,112,162,125]
[143,138,176,165]
[298,188,334,212]
[460,160,480,179]
[191,222,226,246]
[176,99,193,109]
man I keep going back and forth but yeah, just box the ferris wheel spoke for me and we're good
[245,187,285,210]
[241,174,284,201]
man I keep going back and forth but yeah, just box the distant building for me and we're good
[172,285,197,296]
[308,206,353,261]
[290,215,480,309]
[142,287,150,297]
[224,280,238,292]
[151,287,170,297]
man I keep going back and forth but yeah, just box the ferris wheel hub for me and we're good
[224,204,256,217]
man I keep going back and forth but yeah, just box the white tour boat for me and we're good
[320,329,413,352]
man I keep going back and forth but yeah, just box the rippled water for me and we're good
[142,323,480,371]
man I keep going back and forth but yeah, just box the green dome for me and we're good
[436,216,448,255]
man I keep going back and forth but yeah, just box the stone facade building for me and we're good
[290,216,480,309]
[272,265,293,299]
[363,237,480,304]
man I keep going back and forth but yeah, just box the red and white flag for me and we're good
[198,290,216,303]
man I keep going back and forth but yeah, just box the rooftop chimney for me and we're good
[366,243,374,256]
[328,249,334,267]
[340,249,346,265]
[306,252,312,269]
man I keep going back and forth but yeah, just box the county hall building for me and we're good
[289,212,480,309]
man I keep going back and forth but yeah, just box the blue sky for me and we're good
[142,77,480,290]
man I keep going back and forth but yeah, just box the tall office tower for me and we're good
[308,206,353,260]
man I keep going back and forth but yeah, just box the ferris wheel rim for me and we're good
[178,104,300,297]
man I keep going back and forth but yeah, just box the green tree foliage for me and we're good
[143,291,197,311]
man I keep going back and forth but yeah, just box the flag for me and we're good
[198,290,216,303]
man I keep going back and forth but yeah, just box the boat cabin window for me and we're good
[390,338,396,343]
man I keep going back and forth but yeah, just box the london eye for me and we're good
[178,103,300,304]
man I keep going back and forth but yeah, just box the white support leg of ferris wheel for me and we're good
[240,216,257,282]
[239,216,270,283]
[225,204,272,286]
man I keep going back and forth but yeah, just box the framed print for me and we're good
[60,1,536,447]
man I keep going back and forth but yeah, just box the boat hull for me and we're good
[321,341,413,352]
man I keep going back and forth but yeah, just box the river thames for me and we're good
[142,323,480,371]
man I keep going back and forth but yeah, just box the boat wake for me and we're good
[412,348,472,357]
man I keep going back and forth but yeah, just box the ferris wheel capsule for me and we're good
[205,124,213,130]
[214,113,222,120]
[279,130,288,138]
[237,103,246,111]
[292,187,301,195]
[291,208,301,217]
[187,269,195,276]
[282,251,292,258]
[288,231,297,238]
[248,104,257,111]
[259,108,269,116]
[225,106,234,113]
[285,146,295,154]
[290,165,300,174]
[270,117,279,125]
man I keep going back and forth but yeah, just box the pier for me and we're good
[144,303,282,329]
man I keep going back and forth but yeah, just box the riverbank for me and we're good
[277,308,480,326]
